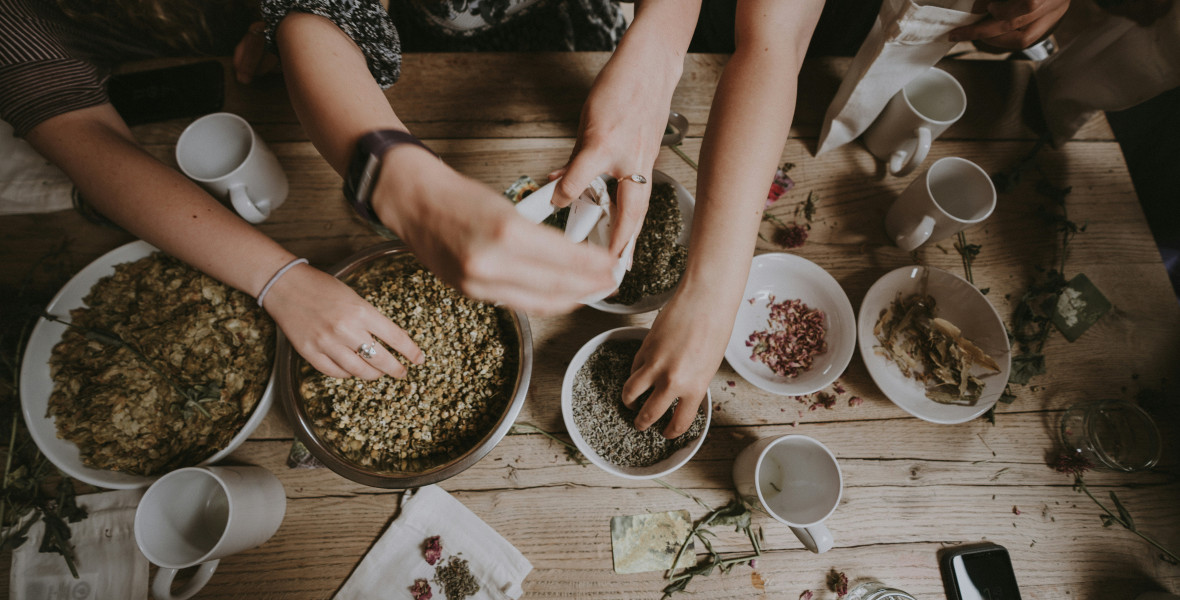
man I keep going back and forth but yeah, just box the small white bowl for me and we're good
[587,170,695,314]
[561,326,711,479]
[19,241,275,489]
[857,266,1011,424]
[724,253,857,396]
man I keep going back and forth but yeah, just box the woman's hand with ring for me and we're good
[258,261,424,379]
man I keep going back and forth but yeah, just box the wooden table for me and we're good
[2,53,1178,600]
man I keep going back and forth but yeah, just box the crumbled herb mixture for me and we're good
[571,340,704,467]
[47,252,274,475]
[608,182,688,306]
[435,556,480,600]
[299,255,518,472]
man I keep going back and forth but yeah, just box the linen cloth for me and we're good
[334,484,532,600]
[816,0,981,155]
[9,489,148,600]
[0,120,72,215]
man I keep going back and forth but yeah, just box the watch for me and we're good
[344,129,438,239]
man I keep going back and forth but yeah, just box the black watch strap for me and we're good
[344,130,437,239]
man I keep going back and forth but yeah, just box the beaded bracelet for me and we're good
[256,258,309,308]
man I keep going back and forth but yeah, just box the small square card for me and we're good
[1053,273,1112,342]
[610,510,697,574]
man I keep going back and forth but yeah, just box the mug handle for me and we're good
[229,183,270,224]
[151,559,219,600]
[789,524,834,554]
[893,214,937,252]
[889,127,932,177]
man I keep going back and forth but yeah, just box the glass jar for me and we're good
[844,581,917,600]
[1059,399,1161,472]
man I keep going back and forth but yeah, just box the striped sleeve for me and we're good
[0,0,110,137]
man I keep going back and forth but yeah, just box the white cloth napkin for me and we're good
[9,488,148,600]
[0,120,74,215]
[816,0,982,156]
[1035,3,1180,144]
[334,485,532,600]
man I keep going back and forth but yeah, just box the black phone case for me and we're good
[939,543,1023,600]
[108,60,225,126]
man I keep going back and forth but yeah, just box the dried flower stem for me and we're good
[669,145,698,171]
[507,423,588,466]
[1073,476,1180,565]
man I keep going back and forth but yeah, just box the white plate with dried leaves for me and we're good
[857,265,1011,424]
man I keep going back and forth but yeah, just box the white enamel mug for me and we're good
[884,156,996,252]
[863,67,967,177]
[176,112,289,223]
[733,435,843,553]
[135,466,286,600]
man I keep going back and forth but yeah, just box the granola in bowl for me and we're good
[280,243,531,487]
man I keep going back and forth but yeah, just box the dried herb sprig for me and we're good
[1,250,87,578]
[507,422,588,466]
[41,313,220,419]
[661,499,763,599]
[954,232,981,285]
[1052,452,1180,565]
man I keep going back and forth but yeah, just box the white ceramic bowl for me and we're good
[724,253,857,396]
[19,241,275,489]
[587,170,695,314]
[857,265,1011,424]
[561,326,711,479]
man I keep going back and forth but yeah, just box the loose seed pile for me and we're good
[298,255,518,472]
[745,296,827,377]
[571,339,704,467]
[608,182,688,306]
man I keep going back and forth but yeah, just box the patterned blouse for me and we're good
[262,0,625,88]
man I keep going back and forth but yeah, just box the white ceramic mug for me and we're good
[732,435,843,553]
[176,112,289,224]
[134,466,286,600]
[863,67,967,177]
[884,156,996,252]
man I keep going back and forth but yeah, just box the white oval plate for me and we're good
[857,266,1011,424]
[588,169,695,314]
[724,253,857,396]
[19,240,275,489]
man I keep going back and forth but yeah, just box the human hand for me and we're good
[373,152,618,315]
[261,262,424,379]
[622,290,734,438]
[948,0,1071,50]
[549,54,682,259]
[233,21,280,84]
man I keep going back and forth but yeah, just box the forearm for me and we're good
[677,0,823,316]
[25,105,297,298]
[617,0,701,91]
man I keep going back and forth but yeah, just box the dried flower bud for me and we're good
[411,578,432,600]
[423,535,443,565]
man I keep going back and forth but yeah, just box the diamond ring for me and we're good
[357,342,377,360]
[624,173,648,184]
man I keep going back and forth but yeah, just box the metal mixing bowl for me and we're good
[275,242,532,488]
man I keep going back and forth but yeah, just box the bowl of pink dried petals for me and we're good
[724,253,856,396]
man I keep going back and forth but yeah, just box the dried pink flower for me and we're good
[827,569,849,597]
[423,535,443,566]
[848,396,864,407]
[411,579,432,600]
[1012,506,1022,515]
[1052,451,1093,478]
[799,590,814,600]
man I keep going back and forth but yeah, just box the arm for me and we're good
[622,0,826,437]
[273,13,617,314]
[948,0,1071,49]
[25,104,422,379]
[550,0,702,258]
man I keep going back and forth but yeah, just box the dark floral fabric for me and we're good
[263,0,623,87]
[262,0,403,87]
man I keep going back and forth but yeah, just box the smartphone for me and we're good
[108,60,225,126]
[939,543,1023,600]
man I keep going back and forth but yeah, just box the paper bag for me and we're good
[816,0,982,155]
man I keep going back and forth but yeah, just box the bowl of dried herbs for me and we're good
[276,242,532,488]
[587,170,694,314]
[561,326,710,479]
